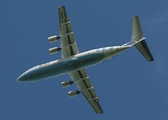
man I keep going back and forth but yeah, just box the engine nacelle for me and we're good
[49,47,61,54]
[61,81,74,88]
[68,90,80,97]
[48,35,60,43]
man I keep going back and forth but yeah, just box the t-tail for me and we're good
[131,15,154,61]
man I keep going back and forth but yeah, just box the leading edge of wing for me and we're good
[58,6,69,29]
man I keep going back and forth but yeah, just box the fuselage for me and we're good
[17,45,130,82]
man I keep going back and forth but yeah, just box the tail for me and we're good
[131,16,154,61]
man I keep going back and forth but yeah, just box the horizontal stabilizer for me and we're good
[132,16,154,61]
[135,40,154,61]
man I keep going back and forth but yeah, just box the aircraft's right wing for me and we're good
[68,69,103,114]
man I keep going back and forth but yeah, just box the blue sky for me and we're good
[1,0,168,120]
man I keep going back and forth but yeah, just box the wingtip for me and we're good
[59,6,65,9]
[132,15,138,18]
[149,58,154,62]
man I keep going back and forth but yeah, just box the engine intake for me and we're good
[48,35,60,43]
[61,81,74,88]
[49,47,61,54]
[68,90,80,97]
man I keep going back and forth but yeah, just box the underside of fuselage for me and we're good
[17,52,105,82]
[17,46,130,82]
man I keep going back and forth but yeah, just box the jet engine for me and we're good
[68,90,80,97]
[48,35,60,43]
[61,81,74,88]
[49,47,61,54]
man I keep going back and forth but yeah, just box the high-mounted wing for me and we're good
[68,69,103,114]
[59,6,103,114]
[59,6,79,58]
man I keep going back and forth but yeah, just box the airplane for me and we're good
[17,6,154,114]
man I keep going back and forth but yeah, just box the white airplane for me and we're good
[17,6,154,114]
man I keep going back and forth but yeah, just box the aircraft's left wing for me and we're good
[59,6,79,58]
[68,69,103,114]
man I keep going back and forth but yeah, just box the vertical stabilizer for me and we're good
[132,16,154,61]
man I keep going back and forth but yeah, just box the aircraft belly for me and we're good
[26,53,104,81]
[26,62,66,81]
[67,53,105,70]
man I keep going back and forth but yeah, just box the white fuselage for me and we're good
[17,45,130,82]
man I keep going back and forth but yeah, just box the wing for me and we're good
[58,6,79,58]
[68,69,103,114]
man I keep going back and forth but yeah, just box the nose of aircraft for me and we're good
[16,74,26,82]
